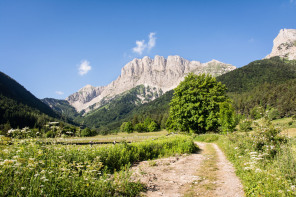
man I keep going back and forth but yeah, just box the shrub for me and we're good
[267,108,280,120]
[134,123,146,132]
[250,106,264,120]
[45,130,55,138]
[81,128,91,137]
[147,121,158,132]
[120,122,134,133]
[239,119,252,132]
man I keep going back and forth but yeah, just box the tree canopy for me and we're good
[167,73,233,133]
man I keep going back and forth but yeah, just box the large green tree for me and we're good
[167,73,232,133]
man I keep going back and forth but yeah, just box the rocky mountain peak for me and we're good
[66,55,236,113]
[66,85,105,110]
[265,29,296,60]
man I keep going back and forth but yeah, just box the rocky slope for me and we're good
[265,29,296,60]
[66,55,236,113]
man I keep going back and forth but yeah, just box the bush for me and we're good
[239,119,252,132]
[134,123,146,132]
[218,102,236,133]
[250,106,264,120]
[267,108,280,120]
[147,121,158,132]
[120,122,134,133]
[81,128,91,137]
[45,130,55,138]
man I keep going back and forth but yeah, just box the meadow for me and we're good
[0,134,197,196]
[43,130,169,144]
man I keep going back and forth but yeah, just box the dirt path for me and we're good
[131,142,244,197]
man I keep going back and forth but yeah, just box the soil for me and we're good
[131,142,245,197]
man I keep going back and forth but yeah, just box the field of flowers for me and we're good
[195,119,296,196]
[0,135,197,196]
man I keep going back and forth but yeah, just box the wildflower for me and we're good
[21,187,26,190]
[3,149,9,153]
[255,168,262,173]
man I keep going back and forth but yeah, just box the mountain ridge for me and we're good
[265,28,296,60]
[66,55,236,113]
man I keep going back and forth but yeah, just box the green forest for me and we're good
[2,57,296,135]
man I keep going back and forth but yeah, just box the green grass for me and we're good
[193,133,220,142]
[0,134,196,196]
[194,119,296,196]
[272,117,296,137]
[39,130,169,144]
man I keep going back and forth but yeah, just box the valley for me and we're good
[1,27,296,196]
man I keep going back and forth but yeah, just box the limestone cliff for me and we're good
[67,55,236,113]
[265,29,296,60]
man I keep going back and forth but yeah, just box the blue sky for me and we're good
[0,0,296,99]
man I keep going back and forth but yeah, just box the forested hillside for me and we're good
[0,71,59,130]
[217,57,296,92]
[42,98,79,121]
[217,57,296,117]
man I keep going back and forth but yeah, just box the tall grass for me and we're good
[0,135,197,196]
[195,120,296,196]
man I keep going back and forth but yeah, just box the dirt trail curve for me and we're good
[131,142,244,197]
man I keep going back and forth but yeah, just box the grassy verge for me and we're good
[0,134,196,196]
[195,121,296,196]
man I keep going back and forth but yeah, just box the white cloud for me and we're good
[55,91,64,95]
[148,32,156,50]
[78,60,92,76]
[132,32,157,55]
[133,40,147,55]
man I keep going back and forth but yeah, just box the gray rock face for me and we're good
[67,55,236,113]
[66,85,105,111]
[265,29,296,60]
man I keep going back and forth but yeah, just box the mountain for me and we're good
[66,55,236,113]
[120,57,296,128]
[0,71,59,129]
[41,98,79,121]
[265,29,296,60]
[0,71,57,117]
[217,57,296,116]
[217,57,296,93]
[74,85,168,131]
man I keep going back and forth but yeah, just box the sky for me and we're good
[0,0,296,99]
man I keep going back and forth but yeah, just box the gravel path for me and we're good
[131,142,244,197]
[211,143,245,197]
